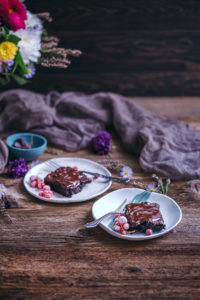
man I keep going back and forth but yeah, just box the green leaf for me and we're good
[11,74,28,85]
[8,34,21,45]
[42,29,48,37]
[0,75,10,85]
[11,59,18,74]
[1,26,9,36]
[15,52,28,74]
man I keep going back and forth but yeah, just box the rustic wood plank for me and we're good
[0,98,199,299]
[53,30,200,73]
[28,0,200,31]
[133,97,200,122]
[2,70,200,96]
[2,29,200,95]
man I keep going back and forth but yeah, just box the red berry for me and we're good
[146,229,153,236]
[113,225,121,232]
[44,192,52,199]
[73,166,78,171]
[39,191,45,197]
[43,185,51,191]
[30,175,37,182]
[114,219,120,225]
[118,216,127,225]
[38,182,45,189]
[123,223,129,230]
[121,230,127,235]
[30,180,38,188]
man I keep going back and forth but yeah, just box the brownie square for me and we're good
[44,166,91,197]
[125,202,165,233]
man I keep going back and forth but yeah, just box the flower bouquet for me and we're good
[0,0,81,85]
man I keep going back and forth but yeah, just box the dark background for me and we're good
[2,0,200,96]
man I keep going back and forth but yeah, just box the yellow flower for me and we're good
[0,41,18,61]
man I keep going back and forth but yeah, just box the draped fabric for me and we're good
[0,89,200,180]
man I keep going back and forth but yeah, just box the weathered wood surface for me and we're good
[0,98,200,299]
[2,1,200,95]
[28,0,200,31]
[4,70,200,96]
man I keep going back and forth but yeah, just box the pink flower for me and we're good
[0,0,10,26]
[0,0,27,31]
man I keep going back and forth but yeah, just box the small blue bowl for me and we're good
[6,133,47,161]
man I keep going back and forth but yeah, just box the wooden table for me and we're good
[0,98,200,300]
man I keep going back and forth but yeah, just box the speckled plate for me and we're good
[24,157,112,203]
[92,188,182,240]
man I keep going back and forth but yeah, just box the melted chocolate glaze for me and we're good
[125,202,165,232]
[44,167,91,197]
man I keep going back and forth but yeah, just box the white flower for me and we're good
[25,11,43,35]
[14,29,41,64]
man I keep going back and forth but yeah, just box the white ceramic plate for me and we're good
[92,188,182,240]
[24,157,112,203]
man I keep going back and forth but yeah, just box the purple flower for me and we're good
[25,64,36,79]
[120,166,133,178]
[90,131,112,155]
[7,158,29,178]
[146,183,159,193]
[0,184,6,197]
[0,59,14,73]
[0,61,3,73]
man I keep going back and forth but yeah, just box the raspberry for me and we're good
[73,166,78,171]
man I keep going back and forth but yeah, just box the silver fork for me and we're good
[44,160,130,184]
[84,198,128,228]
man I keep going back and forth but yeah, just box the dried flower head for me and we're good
[90,131,112,155]
[7,157,28,178]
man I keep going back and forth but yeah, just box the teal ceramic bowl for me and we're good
[6,133,47,161]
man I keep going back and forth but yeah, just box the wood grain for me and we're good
[0,98,200,299]
[2,29,200,95]
[28,0,200,31]
[3,70,200,96]
[2,2,200,95]
[53,30,200,72]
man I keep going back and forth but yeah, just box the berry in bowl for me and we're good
[6,133,47,161]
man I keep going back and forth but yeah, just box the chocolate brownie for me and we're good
[44,166,91,197]
[125,202,165,233]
